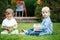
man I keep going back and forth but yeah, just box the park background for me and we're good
[0,0,60,40]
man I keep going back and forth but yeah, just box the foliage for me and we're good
[24,0,37,16]
[0,0,60,23]
[0,0,8,23]
[35,0,60,22]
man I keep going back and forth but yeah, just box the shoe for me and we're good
[21,29,28,33]
[20,32,25,35]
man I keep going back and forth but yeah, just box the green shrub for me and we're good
[35,0,60,22]
[0,0,8,23]
[24,0,36,16]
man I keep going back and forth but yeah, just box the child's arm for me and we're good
[39,18,51,30]
[13,24,18,30]
[1,26,9,31]
[1,21,8,30]
[13,18,18,30]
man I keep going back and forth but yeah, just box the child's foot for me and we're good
[22,29,28,33]
[20,32,25,35]
[20,29,28,35]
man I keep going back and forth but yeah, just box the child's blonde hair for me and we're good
[42,6,50,16]
[5,8,14,15]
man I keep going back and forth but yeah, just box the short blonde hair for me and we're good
[42,6,50,16]
[5,8,14,15]
[42,6,50,12]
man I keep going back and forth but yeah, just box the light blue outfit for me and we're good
[25,16,53,36]
[16,4,24,12]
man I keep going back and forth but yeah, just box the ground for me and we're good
[0,22,60,40]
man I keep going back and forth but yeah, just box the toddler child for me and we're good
[1,8,19,34]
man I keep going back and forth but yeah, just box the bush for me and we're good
[35,0,60,22]
[0,0,8,23]
[24,0,36,16]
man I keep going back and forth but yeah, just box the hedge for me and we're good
[0,0,9,23]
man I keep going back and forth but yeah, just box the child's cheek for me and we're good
[42,14,45,17]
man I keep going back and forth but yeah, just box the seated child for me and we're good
[20,6,53,36]
[1,8,19,34]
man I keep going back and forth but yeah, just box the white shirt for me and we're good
[2,17,17,28]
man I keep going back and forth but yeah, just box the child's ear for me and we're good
[12,13,14,16]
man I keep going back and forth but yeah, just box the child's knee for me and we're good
[10,29,19,34]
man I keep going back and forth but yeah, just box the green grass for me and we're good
[0,23,60,40]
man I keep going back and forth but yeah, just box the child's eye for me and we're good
[43,11,48,14]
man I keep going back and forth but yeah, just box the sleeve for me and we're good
[39,19,50,30]
[1,20,6,28]
[13,19,18,28]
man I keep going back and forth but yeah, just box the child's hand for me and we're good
[13,28,17,30]
[33,24,39,29]
[13,24,17,30]
[7,27,13,31]
[33,24,42,32]
[2,26,8,30]
[33,24,39,31]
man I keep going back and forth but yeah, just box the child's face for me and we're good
[42,11,50,18]
[5,12,13,20]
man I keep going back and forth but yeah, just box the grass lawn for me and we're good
[0,22,60,40]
